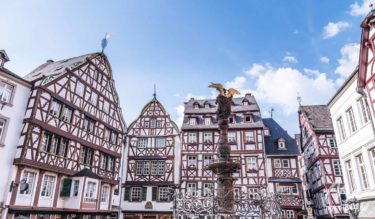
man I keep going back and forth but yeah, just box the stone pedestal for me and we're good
[209,118,240,213]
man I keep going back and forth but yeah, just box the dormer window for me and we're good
[189,118,196,125]
[244,115,252,123]
[193,103,199,109]
[277,138,286,149]
[204,103,210,108]
[229,116,235,124]
[264,128,270,136]
[204,117,211,125]
[243,101,249,106]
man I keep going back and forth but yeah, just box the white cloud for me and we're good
[350,0,375,16]
[175,104,185,127]
[245,63,269,77]
[335,43,359,78]
[323,21,350,39]
[320,56,330,64]
[283,55,298,63]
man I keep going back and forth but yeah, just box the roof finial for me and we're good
[270,108,274,118]
[153,84,157,99]
[101,33,112,53]
[297,93,302,106]
[370,3,374,10]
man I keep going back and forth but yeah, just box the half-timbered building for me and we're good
[263,118,303,219]
[0,50,32,219]
[180,94,267,198]
[298,105,347,218]
[6,52,126,219]
[121,95,180,219]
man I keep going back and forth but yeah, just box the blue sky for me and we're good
[1,0,372,134]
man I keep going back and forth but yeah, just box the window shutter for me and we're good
[60,178,72,197]
[142,187,147,201]
[124,187,130,201]
[152,187,158,201]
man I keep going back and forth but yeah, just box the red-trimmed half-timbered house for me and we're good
[121,95,180,219]
[263,118,304,219]
[6,53,126,219]
[180,94,267,198]
[298,105,347,219]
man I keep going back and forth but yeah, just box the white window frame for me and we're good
[189,118,196,125]
[203,132,212,143]
[131,187,142,201]
[76,81,85,97]
[329,138,337,148]
[188,156,197,168]
[332,159,342,176]
[158,187,170,202]
[346,160,356,192]
[187,183,197,195]
[101,186,109,202]
[228,132,236,143]
[204,117,211,125]
[357,154,369,189]
[155,138,166,148]
[282,159,290,168]
[188,133,197,144]
[137,138,148,148]
[274,159,281,168]
[19,170,36,195]
[41,175,55,197]
[85,181,97,199]
[204,155,213,167]
[357,97,371,125]
[90,92,98,105]
[203,183,213,196]
[337,117,346,141]
[0,81,14,103]
[346,107,358,133]
[103,101,110,114]
[72,180,80,197]
[245,131,254,142]
[246,157,257,171]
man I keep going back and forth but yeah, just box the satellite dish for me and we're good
[19,179,29,194]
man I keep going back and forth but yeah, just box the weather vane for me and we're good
[101,33,112,53]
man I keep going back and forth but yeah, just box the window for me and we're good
[41,175,55,197]
[49,99,61,117]
[20,171,36,195]
[107,157,114,172]
[0,119,5,141]
[246,157,257,171]
[332,160,342,176]
[137,161,163,176]
[243,101,249,106]
[90,92,98,105]
[100,154,107,170]
[370,148,375,173]
[151,161,158,175]
[189,118,196,125]
[83,117,95,133]
[110,131,118,145]
[346,107,357,133]
[244,115,252,122]
[188,133,197,144]
[188,156,197,168]
[248,188,258,199]
[137,138,148,148]
[72,180,79,197]
[346,160,355,192]
[337,117,346,140]
[276,183,298,195]
[158,161,165,175]
[274,159,281,168]
[187,183,197,195]
[203,132,212,143]
[101,186,109,202]
[282,159,290,168]
[0,81,13,103]
[204,103,210,108]
[104,128,110,142]
[50,136,59,154]
[103,101,110,114]
[203,183,213,196]
[204,117,211,125]
[150,119,156,128]
[358,97,371,124]
[204,155,213,167]
[85,182,97,199]
[156,120,162,128]
[79,146,94,165]
[329,138,337,148]
[357,154,369,189]
[278,139,286,149]
[286,210,294,218]
[40,132,68,157]
[229,117,234,124]
[61,106,73,123]
[131,187,142,201]
[136,161,146,175]
[76,81,85,97]
[58,139,68,157]
[159,187,170,201]
[228,132,236,143]
[193,103,199,109]
[245,131,254,142]
[144,121,150,128]
[155,138,166,148]
[40,132,51,152]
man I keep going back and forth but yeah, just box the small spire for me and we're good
[270,108,274,118]
[101,33,112,53]
[153,84,157,99]
[297,93,302,106]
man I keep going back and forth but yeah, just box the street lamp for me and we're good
[345,197,360,219]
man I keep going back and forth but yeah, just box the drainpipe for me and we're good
[118,135,128,219]
[356,88,375,138]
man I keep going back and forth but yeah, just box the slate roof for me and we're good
[299,105,333,131]
[181,94,264,130]
[73,168,101,179]
[0,67,31,85]
[23,53,98,82]
[263,118,300,156]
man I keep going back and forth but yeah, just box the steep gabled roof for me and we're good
[263,118,300,156]
[23,53,100,82]
[299,105,333,131]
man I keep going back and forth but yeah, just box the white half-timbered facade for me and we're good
[263,118,304,219]
[298,105,347,218]
[6,53,126,219]
[328,70,375,218]
[121,96,180,219]
[0,50,32,219]
[180,94,267,198]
